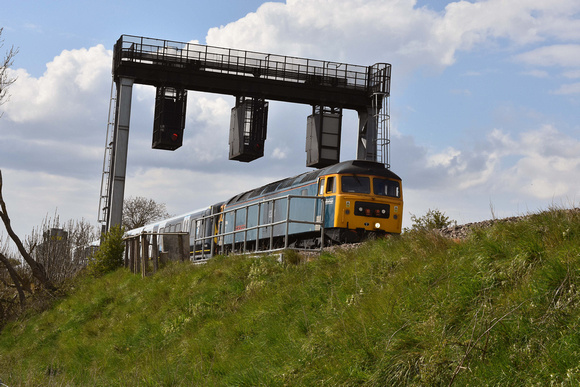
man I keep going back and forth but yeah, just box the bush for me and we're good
[407,208,455,232]
[87,225,125,276]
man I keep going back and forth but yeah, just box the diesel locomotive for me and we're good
[125,160,403,258]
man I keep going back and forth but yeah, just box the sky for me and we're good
[1,0,579,241]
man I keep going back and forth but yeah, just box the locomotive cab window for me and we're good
[341,176,370,194]
[318,178,325,195]
[326,176,336,194]
[373,178,401,198]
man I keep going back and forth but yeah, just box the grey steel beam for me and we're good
[357,105,378,161]
[114,64,370,111]
[107,77,134,230]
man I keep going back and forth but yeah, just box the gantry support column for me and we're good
[356,104,379,162]
[107,77,134,231]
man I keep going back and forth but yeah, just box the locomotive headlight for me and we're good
[375,222,381,229]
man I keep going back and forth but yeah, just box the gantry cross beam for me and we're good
[113,35,389,110]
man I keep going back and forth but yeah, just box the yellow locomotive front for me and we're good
[317,164,403,243]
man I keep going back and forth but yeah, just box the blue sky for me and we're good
[1,0,579,240]
[2,0,283,77]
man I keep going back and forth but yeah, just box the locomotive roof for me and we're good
[227,160,401,205]
[321,160,401,180]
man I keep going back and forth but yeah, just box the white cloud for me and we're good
[563,69,580,78]
[439,0,580,46]
[1,169,98,237]
[271,147,288,160]
[4,45,112,124]
[206,0,443,69]
[125,167,276,215]
[426,147,461,168]
[23,23,43,33]
[206,0,580,74]
[396,122,580,226]
[522,69,550,78]
[550,82,580,94]
[184,94,233,163]
[396,123,580,200]
[514,44,580,67]
[487,125,580,199]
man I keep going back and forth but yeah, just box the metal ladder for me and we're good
[373,91,390,169]
[97,79,116,228]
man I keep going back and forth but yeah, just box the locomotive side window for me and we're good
[326,176,336,194]
[373,178,400,198]
[341,176,370,194]
[318,178,325,195]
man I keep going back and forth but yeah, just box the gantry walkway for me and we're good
[113,35,390,110]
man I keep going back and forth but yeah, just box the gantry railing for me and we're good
[114,35,390,94]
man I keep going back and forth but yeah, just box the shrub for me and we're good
[87,225,125,276]
[407,208,455,232]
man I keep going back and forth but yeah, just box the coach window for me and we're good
[318,178,325,195]
[326,176,336,194]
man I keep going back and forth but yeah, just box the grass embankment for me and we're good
[1,208,579,385]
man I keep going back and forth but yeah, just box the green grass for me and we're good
[1,207,579,385]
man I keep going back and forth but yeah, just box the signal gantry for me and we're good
[99,35,391,232]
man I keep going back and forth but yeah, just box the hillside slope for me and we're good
[0,208,579,385]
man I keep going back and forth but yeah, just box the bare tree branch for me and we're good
[0,170,56,291]
[0,27,19,114]
[123,196,170,230]
[29,215,96,284]
[0,251,26,309]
